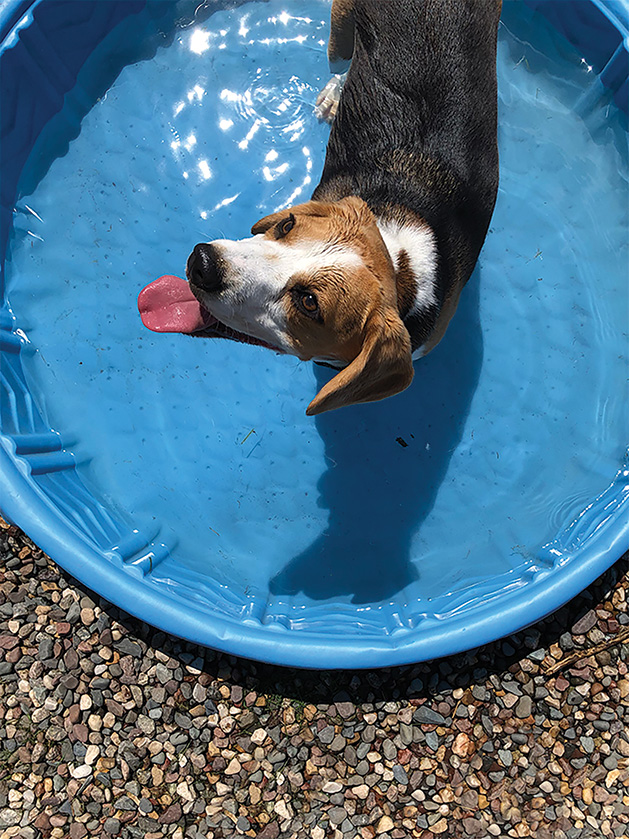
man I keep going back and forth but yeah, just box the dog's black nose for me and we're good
[187,243,224,293]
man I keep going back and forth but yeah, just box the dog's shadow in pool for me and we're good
[270,269,484,605]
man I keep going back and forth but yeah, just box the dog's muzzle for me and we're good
[187,243,224,294]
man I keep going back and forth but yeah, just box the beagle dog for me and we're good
[139,0,500,415]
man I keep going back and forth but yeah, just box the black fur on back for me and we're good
[312,0,500,340]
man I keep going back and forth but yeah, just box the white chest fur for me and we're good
[377,218,437,309]
[376,218,438,359]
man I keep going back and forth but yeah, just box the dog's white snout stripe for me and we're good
[192,235,365,353]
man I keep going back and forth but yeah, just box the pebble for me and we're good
[413,706,446,725]
[498,748,513,767]
[377,816,394,833]
[382,739,397,760]
[392,765,408,784]
[322,781,343,793]
[573,610,598,634]
[515,695,532,718]
[319,725,335,744]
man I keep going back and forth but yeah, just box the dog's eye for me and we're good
[299,292,319,314]
[276,214,295,238]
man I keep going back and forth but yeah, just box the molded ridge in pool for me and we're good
[539,451,629,566]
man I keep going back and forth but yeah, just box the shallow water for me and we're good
[4,0,628,633]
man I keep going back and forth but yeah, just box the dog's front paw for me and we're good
[314,73,347,122]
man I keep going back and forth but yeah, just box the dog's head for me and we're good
[185,196,413,415]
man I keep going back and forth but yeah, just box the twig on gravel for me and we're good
[543,625,629,676]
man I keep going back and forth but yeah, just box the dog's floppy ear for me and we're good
[306,307,414,415]
[251,201,335,235]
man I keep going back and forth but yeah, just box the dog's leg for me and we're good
[328,0,356,65]
[315,0,355,123]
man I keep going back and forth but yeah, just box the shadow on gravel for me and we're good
[51,550,628,705]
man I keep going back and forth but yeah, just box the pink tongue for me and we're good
[138,275,215,333]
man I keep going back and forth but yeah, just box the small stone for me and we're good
[319,725,335,744]
[335,700,355,719]
[137,715,155,735]
[257,823,280,839]
[606,769,621,787]
[274,800,292,820]
[452,732,475,758]
[84,745,100,765]
[39,637,54,660]
[376,815,394,833]
[425,731,439,750]
[80,607,95,625]
[251,728,267,745]
[66,602,81,624]
[515,696,532,718]
[330,733,346,752]
[322,781,343,794]
[87,714,102,732]
[458,789,479,810]
[159,803,182,824]
[572,611,597,634]
[498,749,513,767]
[225,758,241,775]
[382,739,397,761]
[413,706,445,725]
[329,807,347,825]
[400,723,413,745]
[115,796,136,811]
[116,638,142,657]
[176,781,195,801]
[392,766,408,785]
[103,818,121,835]
[0,810,20,827]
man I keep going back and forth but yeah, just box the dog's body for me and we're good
[315,0,501,357]
[139,0,501,414]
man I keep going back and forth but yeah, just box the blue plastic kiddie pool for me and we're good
[1,0,627,668]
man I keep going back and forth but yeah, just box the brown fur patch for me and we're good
[394,250,418,320]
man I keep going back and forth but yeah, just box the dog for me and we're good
[139,0,500,415]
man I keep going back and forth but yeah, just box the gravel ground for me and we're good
[0,516,627,839]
